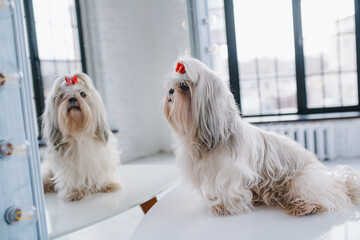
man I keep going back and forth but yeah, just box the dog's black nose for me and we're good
[69,97,78,103]
[169,88,174,95]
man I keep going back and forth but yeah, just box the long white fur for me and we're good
[42,73,121,201]
[163,56,360,215]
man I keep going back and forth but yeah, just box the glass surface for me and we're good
[45,165,178,239]
[233,0,297,116]
[302,0,358,108]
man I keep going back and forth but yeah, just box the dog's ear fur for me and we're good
[49,127,63,150]
[95,114,110,143]
[92,87,111,143]
[42,76,64,150]
[189,61,236,151]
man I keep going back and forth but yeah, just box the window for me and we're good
[302,0,358,108]
[232,0,297,115]
[188,0,360,117]
[24,0,86,132]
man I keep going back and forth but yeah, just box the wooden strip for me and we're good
[140,197,157,214]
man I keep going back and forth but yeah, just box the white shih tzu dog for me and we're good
[41,73,122,201]
[164,57,360,216]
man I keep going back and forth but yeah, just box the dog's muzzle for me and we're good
[68,97,81,112]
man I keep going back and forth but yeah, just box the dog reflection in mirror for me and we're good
[41,73,122,201]
[164,57,360,216]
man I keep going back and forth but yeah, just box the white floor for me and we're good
[55,156,360,240]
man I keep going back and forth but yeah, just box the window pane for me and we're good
[322,38,339,73]
[72,27,82,61]
[35,23,55,60]
[278,78,297,114]
[301,0,358,108]
[278,58,295,76]
[33,0,83,98]
[56,60,70,74]
[33,0,51,23]
[51,25,77,60]
[40,60,56,78]
[208,0,229,82]
[233,0,297,115]
[70,61,82,74]
[303,41,322,75]
[240,60,256,79]
[323,74,341,107]
[240,80,260,115]
[259,79,279,115]
[40,60,56,97]
[341,72,358,106]
[340,34,357,72]
[306,75,324,108]
[258,58,275,78]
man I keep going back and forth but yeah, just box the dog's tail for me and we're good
[332,165,360,206]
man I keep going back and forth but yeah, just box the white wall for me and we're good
[80,0,189,162]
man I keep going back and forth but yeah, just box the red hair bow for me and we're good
[65,76,78,86]
[175,62,185,74]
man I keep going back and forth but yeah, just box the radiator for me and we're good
[256,123,335,161]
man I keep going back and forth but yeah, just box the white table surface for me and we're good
[45,165,179,239]
[131,166,360,240]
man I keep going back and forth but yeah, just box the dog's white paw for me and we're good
[100,182,123,193]
[66,190,88,201]
[285,200,323,216]
[43,181,55,193]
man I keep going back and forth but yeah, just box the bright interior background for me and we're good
[24,1,360,239]
[31,0,360,162]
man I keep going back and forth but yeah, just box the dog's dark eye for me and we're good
[180,82,189,91]
[80,92,86,98]
[60,93,64,99]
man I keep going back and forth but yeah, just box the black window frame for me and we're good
[223,0,360,117]
[23,0,87,134]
